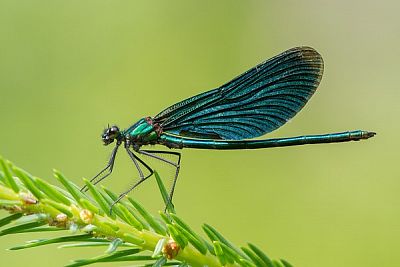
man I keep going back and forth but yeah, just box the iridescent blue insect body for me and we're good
[83,47,375,208]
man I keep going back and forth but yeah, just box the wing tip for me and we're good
[288,46,324,86]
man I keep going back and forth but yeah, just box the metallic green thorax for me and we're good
[122,117,159,146]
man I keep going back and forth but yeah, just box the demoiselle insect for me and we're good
[82,47,375,209]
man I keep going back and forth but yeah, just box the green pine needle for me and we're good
[0,156,294,267]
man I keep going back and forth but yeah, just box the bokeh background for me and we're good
[0,1,398,266]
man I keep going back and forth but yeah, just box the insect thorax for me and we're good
[123,117,161,146]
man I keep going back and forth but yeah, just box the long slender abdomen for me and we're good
[160,131,376,150]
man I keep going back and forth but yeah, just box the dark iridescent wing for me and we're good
[154,47,324,140]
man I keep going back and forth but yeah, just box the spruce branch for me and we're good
[0,156,293,267]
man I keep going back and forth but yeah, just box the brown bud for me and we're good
[162,240,180,260]
[55,213,68,223]
[20,192,37,205]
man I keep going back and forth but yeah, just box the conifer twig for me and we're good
[0,156,293,267]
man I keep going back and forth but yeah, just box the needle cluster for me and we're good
[0,156,293,267]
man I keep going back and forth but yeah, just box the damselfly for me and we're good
[82,47,375,209]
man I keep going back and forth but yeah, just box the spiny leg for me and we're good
[109,148,154,213]
[81,143,120,192]
[138,150,181,212]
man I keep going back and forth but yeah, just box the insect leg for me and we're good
[138,150,181,212]
[109,148,154,213]
[81,143,120,192]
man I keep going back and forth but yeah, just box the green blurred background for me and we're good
[0,1,398,266]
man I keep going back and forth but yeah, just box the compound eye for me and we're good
[110,126,119,134]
